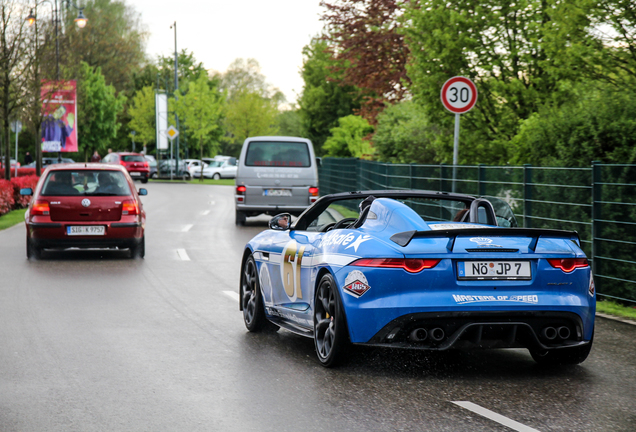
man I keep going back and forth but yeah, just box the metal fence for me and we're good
[319,159,636,304]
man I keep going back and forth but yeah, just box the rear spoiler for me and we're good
[390,227,580,250]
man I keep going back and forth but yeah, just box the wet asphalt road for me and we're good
[1,182,635,432]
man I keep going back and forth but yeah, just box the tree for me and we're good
[224,89,279,151]
[0,0,29,179]
[323,115,374,157]
[511,83,636,167]
[277,108,305,137]
[76,62,125,159]
[219,58,283,103]
[175,72,225,177]
[59,0,147,92]
[128,86,156,148]
[373,101,448,164]
[320,0,409,122]
[298,38,361,153]
[402,0,571,164]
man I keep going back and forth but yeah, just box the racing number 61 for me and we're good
[282,240,305,300]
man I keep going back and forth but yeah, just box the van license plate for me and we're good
[67,226,105,236]
[458,261,531,280]
[263,189,292,197]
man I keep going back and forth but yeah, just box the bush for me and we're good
[11,175,39,209]
[0,167,37,178]
[0,180,15,215]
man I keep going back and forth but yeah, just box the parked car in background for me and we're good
[157,159,188,177]
[102,152,149,183]
[202,155,237,166]
[182,159,207,179]
[1,159,21,169]
[193,159,237,180]
[24,157,75,168]
[144,155,157,179]
[234,136,319,225]
[20,163,147,259]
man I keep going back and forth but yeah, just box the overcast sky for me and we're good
[127,1,326,105]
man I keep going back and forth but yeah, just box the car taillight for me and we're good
[144,161,149,168]
[120,161,126,166]
[547,258,589,273]
[236,185,246,194]
[351,258,441,273]
[31,200,50,216]
[309,187,319,196]
[122,200,139,215]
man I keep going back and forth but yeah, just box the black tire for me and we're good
[235,211,246,226]
[241,256,277,332]
[530,331,594,365]
[213,173,221,180]
[314,273,349,367]
[130,236,145,259]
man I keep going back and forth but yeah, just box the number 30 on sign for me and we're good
[440,76,478,114]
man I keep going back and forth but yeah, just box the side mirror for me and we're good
[20,188,33,196]
[138,188,148,196]
[269,213,292,231]
[316,157,322,167]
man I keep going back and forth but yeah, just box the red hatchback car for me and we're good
[20,164,147,259]
[102,152,150,183]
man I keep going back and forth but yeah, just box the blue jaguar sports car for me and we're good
[239,190,595,367]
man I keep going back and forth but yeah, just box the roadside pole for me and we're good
[10,120,22,177]
[440,77,478,193]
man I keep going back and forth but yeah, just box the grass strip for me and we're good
[597,299,636,321]
[0,208,26,231]
[150,178,234,186]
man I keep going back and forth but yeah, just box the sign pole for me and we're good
[440,76,478,194]
[453,113,460,192]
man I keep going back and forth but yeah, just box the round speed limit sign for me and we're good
[440,76,478,114]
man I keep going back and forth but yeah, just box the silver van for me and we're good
[235,136,319,225]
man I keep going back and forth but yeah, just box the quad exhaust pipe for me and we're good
[409,328,428,342]
[541,326,558,341]
[558,326,571,340]
[430,327,445,342]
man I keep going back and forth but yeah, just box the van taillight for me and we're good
[122,200,139,215]
[309,187,319,196]
[32,200,50,216]
[236,186,246,195]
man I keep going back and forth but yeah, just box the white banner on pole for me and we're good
[155,92,169,150]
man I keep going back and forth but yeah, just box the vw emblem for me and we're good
[81,198,91,207]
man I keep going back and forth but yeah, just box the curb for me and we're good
[596,312,636,326]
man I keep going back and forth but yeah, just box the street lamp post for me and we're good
[26,1,87,173]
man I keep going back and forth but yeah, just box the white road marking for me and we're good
[223,291,239,302]
[182,224,193,232]
[176,249,191,261]
[452,402,541,432]
[202,210,210,216]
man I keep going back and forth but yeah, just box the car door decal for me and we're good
[282,240,305,301]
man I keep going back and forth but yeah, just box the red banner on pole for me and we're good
[41,80,78,153]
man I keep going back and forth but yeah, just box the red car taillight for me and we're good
[122,200,139,215]
[120,161,127,166]
[236,186,246,202]
[309,187,319,196]
[144,161,149,168]
[547,258,589,273]
[31,200,50,216]
[351,258,441,273]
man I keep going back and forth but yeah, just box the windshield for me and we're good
[41,170,132,196]
[245,141,310,167]
[121,155,145,162]
[305,197,470,232]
